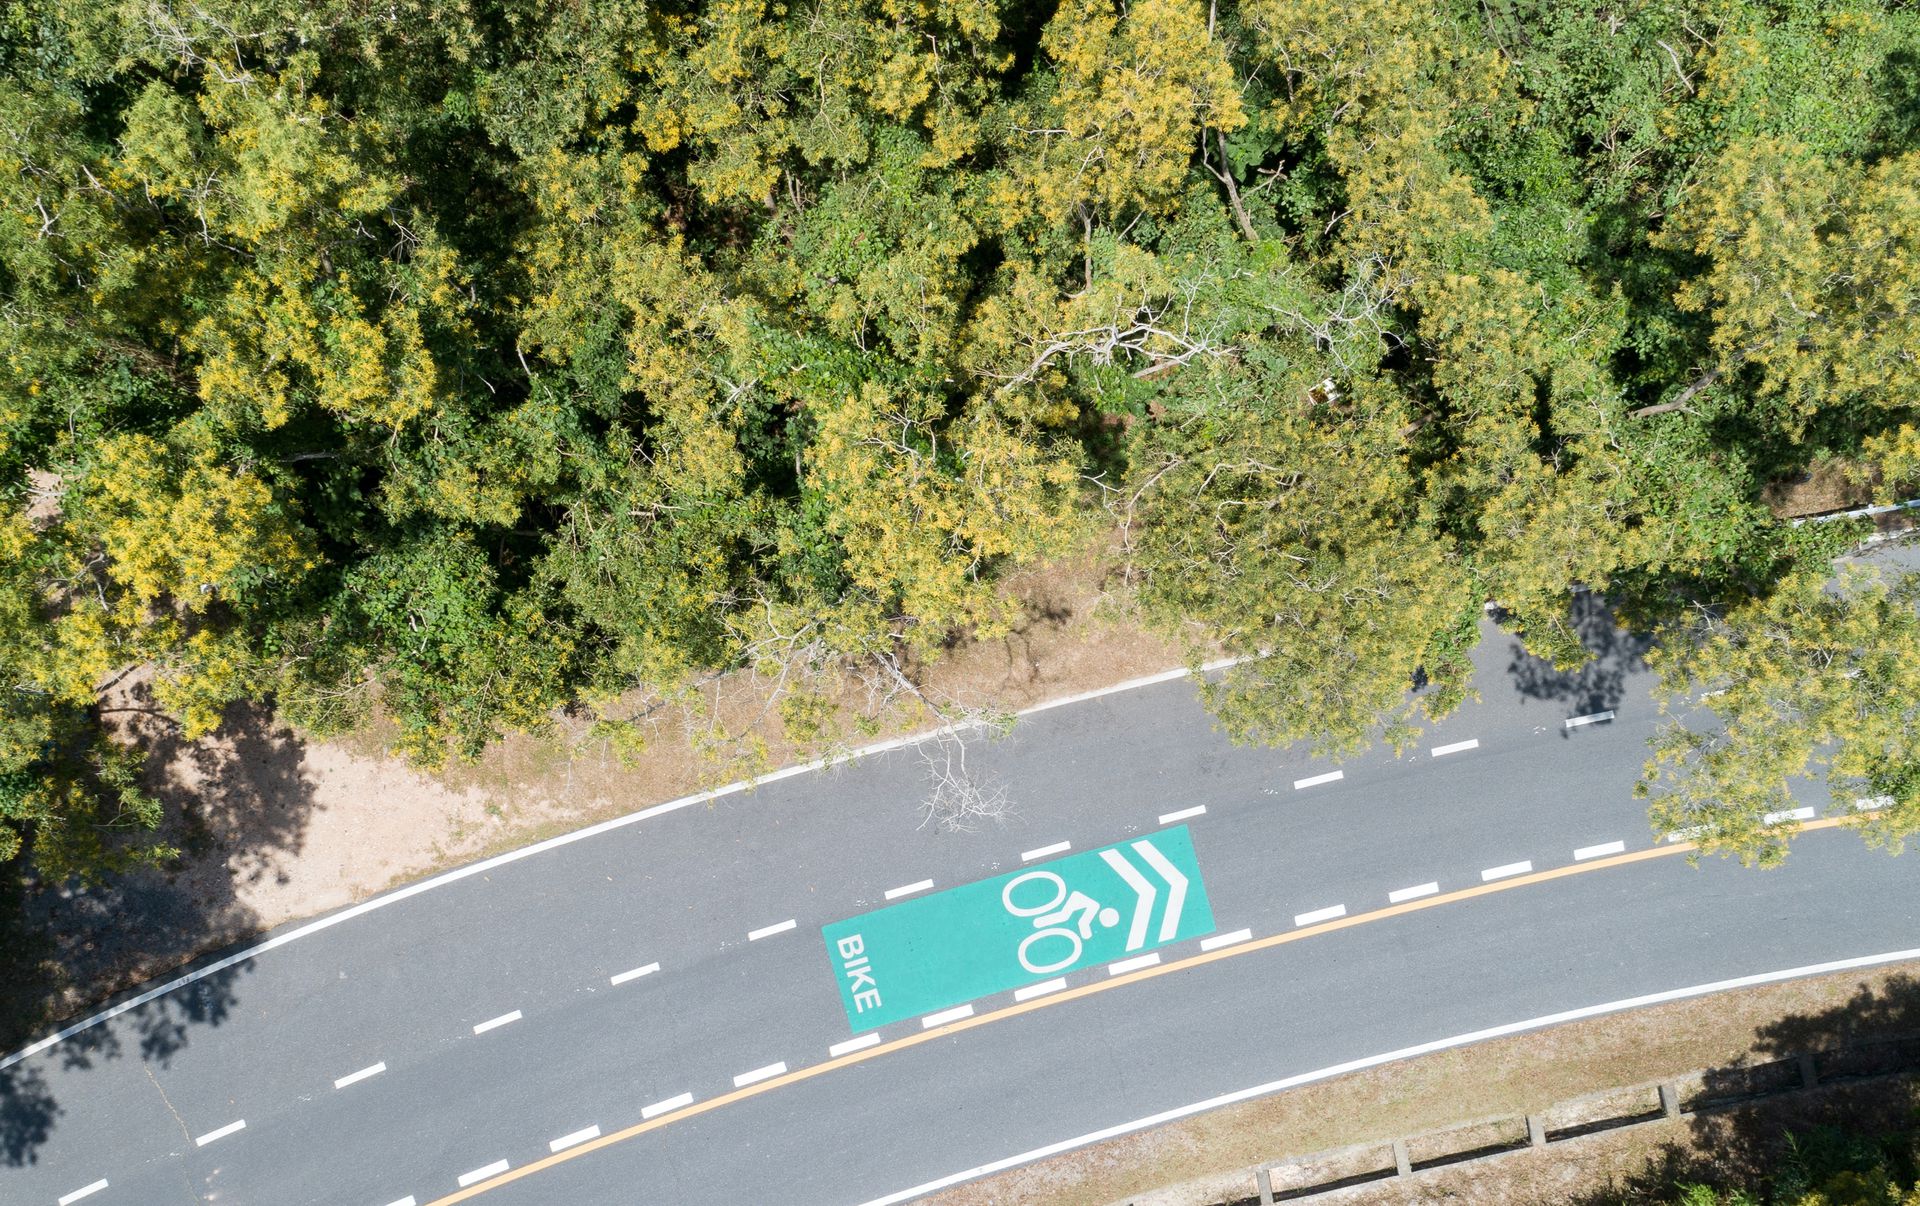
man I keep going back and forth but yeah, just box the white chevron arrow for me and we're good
[1132,840,1189,941]
[1099,839,1190,951]
[1099,849,1155,951]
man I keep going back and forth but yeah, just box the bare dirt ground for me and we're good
[5,548,1190,1048]
[1761,459,1877,519]
[928,966,1920,1206]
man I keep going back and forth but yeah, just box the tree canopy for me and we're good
[4,0,1919,875]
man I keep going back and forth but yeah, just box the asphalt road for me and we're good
[2,597,1913,1206]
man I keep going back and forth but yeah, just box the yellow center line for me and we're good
[422,816,1855,1204]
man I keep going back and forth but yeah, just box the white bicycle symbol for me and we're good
[1001,871,1121,974]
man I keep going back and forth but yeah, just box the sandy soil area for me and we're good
[9,548,1192,1044]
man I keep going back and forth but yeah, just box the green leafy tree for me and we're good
[1639,557,1920,866]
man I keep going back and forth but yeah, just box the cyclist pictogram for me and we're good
[823,824,1215,1032]
[1002,871,1122,974]
[998,838,1191,974]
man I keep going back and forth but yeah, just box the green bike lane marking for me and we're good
[426,821,1875,1205]
[823,825,1216,1031]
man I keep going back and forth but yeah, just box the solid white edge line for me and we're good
[641,1092,694,1119]
[1014,979,1067,1002]
[885,880,935,900]
[732,1062,789,1087]
[1292,770,1344,790]
[59,1180,109,1205]
[1108,953,1161,976]
[1564,711,1616,728]
[1199,929,1252,952]
[1574,841,1627,861]
[855,946,1920,1206]
[457,1160,509,1188]
[2,658,1243,1072]
[472,1010,522,1035]
[193,1119,245,1147]
[610,963,660,986]
[1481,861,1533,882]
[1765,807,1817,825]
[1431,739,1481,757]
[1020,841,1071,862]
[830,1033,882,1057]
[1294,905,1346,927]
[1157,805,1207,825]
[921,1004,975,1028]
[549,1125,601,1153]
[1015,657,1241,719]
[1388,882,1439,904]
[333,1061,387,1089]
[747,919,797,941]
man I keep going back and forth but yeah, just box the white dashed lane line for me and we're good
[1294,904,1346,927]
[383,1197,418,1206]
[333,1061,386,1089]
[59,1180,108,1205]
[1564,710,1616,728]
[732,1062,788,1087]
[457,1160,509,1188]
[641,1092,694,1120]
[193,1119,245,1147]
[1766,807,1816,824]
[167,741,1692,1203]
[922,1004,975,1028]
[472,1010,522,1035]
[1014,978,1067,1002]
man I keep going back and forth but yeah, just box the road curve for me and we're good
[2,610,1912,1206]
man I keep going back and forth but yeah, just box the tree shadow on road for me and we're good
[0,688,318,1166]
[0,959,252,1168]
[1504,593,1655,726]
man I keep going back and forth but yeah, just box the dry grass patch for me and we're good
[929,964,1920,1206]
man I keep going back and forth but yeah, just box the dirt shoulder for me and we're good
[927,964,1920,1206]
[6,549,1190,1049]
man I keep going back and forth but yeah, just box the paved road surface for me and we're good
[2,600,1912,1206]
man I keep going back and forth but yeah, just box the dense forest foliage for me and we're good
[4,0,1919,878]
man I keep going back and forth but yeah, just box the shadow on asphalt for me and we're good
[1504,593,1655,725]
[0,962,249,1167]
[1,689,312,1166]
